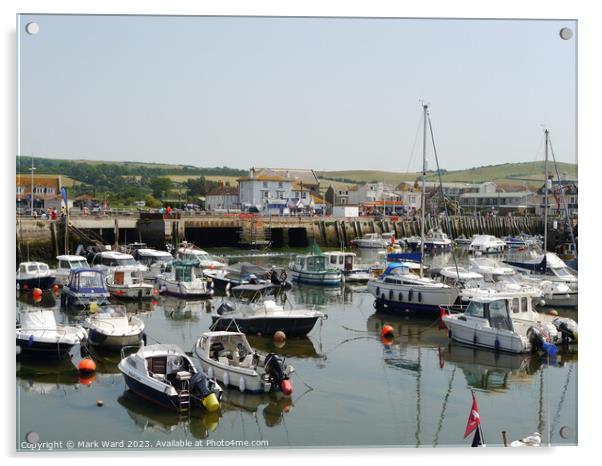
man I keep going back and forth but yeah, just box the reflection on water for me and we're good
[16,247,578,449]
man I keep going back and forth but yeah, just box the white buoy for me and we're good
[223,371,229,387]
[239,376,246,393]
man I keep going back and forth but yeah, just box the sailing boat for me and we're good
[367,104,459,313]
[502,129,578,307]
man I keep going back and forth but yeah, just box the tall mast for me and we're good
[544,129,549,252]
[420,104,428,277]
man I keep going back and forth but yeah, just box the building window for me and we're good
[278,182,283,188]
[16,186,23,194]
[263,181,268,188]
[262,190,269,199]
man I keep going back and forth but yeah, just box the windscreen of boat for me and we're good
[487,300,513,331]
[552,267,575,279]
[175,265,193,282]
[70,260,88,269]
[76,271,104,289]
[116,257,137,267]
[464,301,485,318]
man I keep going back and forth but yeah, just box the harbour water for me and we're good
[16,249,577,450]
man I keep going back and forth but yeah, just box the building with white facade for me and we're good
[205,185,239,211]
[238,168,294,214]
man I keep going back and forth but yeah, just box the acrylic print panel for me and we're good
[16,14,577,451]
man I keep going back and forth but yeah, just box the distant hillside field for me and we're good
[318,161,577,188]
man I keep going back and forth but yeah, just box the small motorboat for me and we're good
[204,262,290,291]
[133,248,173,281]
[16,308,87,359]
[288,254,343,286]
[210,297,326,337]
[176,242,227,274]
[61,268,110,309]
[106,267,155,301]
[441,295,577,354]
[84,305,145,349]
[91,250,148,276]
[469,235,507,254]
[194,331,294,395]
[16,262,56,291]
[422,228,453,252]
[118,344,223,412]
[54,255,89,286]
[323,251,372,283]
[155,260,214,298]
[350,232,392,249]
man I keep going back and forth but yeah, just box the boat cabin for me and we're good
[67,269,106,291]
[324,252,356,272]
[56,255,89,271]
[163,260,199,282]
[92,251,139,269]
[296,255,331,272]
[459,298,514,332]
[135,249,173,267]
[17,262,51,278]
[127,345,197,388]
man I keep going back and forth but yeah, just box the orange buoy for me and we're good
[273,331,286,343]
[547,309,559,316]
[79,358,97,373]
[381,335,394,347]
[32,288,42,298]
[381,324,394,338]
[280,379,293,396]
[52,284,60,293]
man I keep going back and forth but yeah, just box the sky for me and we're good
[17,14,577,172]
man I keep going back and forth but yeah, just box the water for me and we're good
[16,249,577,450]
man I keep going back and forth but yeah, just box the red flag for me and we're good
[464,393,481,438]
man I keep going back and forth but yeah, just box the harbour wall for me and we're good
[16,214,566,263]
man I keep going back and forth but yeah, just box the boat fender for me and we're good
[448,329,452,340]
[418,292,422,303]
[28,334,34,346]
[207,366,213,378]
[239,376,246,393]
[399,292,403,301]
[376,286,380,296]
[141,332,147,346]
[223,371,229,387]
[389,290,393,300]
[408,290,413,302]
[494,338,500,352]
[473,332,477,346]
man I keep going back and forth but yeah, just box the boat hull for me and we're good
[290,271,342,286]
[88,330,144,350]
[210,315,320,337]
[443,318,529,354]
[107,285,154,301]
[121,373,191,411]
[369,281,459,314]
[542,291,578,308]
[16,337,75,359]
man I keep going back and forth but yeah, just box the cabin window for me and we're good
[330,256,337,265]
[488,300,512,330]
[521,297,528,313]
[465,301,484,318]
[511,298,520,314]
[27,264,38,272]
[59,260,68,269]
[19,265,26,273]
[175,266,192,282]
[339,256,344,265]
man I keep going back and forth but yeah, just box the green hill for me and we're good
[318,161,577,189]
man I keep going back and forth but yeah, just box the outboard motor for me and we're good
[553,317,578,343]
[528,325,558,357]
[271,270,282,285]
[216,302,235,316]
[190,371,221,412]
[264,353,292,395]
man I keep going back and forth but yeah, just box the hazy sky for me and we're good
[18,15,577,172]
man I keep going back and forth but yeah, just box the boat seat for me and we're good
[218,356,230,366]
[151,373,166,382]
[176,371,191,381]
[239,354,254,368]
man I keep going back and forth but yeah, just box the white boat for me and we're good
[118,344,222,412]
[503,252,578,307]
[176,242,227,274]
[469,235,507,254]
[368,262,459,313]
[442,295,577,354]
[156,260,214,298]
[288,254,343,286]
[91,251,147,276]
[210,297,326,337]
[106,267,155,300]
[17,309,87,358]
[423,228,453,252]
[84,305,145,349]
[323,251,372,283]
[16,262,56,291]
[351,233,391,249]
[54,255,89,286]
[437,266,545,305]
[134,248,173,281]
[194,331,294,395]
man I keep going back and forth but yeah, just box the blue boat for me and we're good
[61,268,110,309]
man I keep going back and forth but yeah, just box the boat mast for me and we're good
[544,129,549,252]
[420,104,428,277]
